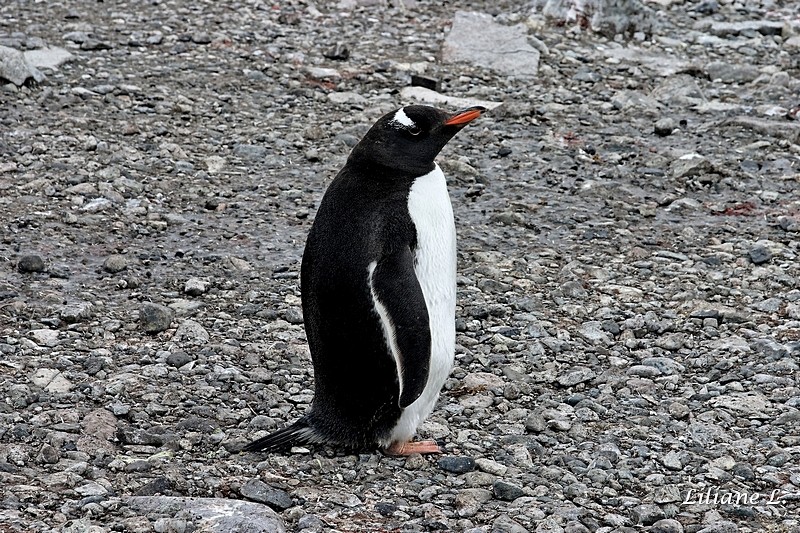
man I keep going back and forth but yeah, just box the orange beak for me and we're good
[444,106,485,126]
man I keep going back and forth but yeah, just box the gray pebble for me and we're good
[631,504,665,525]
[140,303,175,334]
[166,351,194,368]
[493,480,525,501]
[649,519,684,533]
[239,479,293,511]
[654,117,676,136]
[104,256,127,275]
[17,254,46,273]
[748,245,772,265]
[184,278,208,296]
[438,456,476,474]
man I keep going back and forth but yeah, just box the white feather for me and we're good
[390,107,416,128]
[367,261,406,401]
[383,163,456,446]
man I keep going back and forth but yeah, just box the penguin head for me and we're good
[349,105,484,175]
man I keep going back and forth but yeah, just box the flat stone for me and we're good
[671,153,716,179]
[239,479,293,511]
[558,366,596,386]
[326,91,366,105]
[127,496,285,533]
[233,144,267,160]
[706,61,760,84]
[577,321,612,344]
[30,329,59,347]
[399,87,503,111]
[0,45,44,86]
[493,480,525,501]
[31,368,73,393]
[23,47,74,70]
[438,456,476,474]
[711,393,770,418]
[60,301,94,323]
[442,11,539,78]
[707,20,784,37]
[631,503,665,525]
[491,514,529,533]
[81,408,117,440]
[650,518,684,533]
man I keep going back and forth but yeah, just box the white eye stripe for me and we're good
[391,107,416,128]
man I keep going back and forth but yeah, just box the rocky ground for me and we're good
[2,0,800,532]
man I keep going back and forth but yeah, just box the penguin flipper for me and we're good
[242,419,320,453]
[369,247,432,409]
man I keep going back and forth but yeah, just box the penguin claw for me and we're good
[384,440,442,456]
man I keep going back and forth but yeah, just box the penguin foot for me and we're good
[384,440,441,456]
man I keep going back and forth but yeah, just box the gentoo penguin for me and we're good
[244,104,484,455]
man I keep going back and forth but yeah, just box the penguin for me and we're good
[244,104,484,455]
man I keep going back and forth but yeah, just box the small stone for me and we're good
[166,351,194,368]
[80,39,112,51]
[631,504,665,525]
[38,444,60,464]
[172,319,210,344]
[558,366,597,386]
[662,450,683,470]
[475,458,508,476]
[304,149,320,162]
[17,254,46,273]
[373,502,397,517]
[748,245,772,265]
[327,91,367,105]
[240,479,293,511]
[30,329,59,347]
[140,303,175,334]
[75,481,109,497]
[654,117,676,136]
[524,412,547,433]
[492,480,525,501]
[234,144,267,160]
[438,456,476,474]
[191,32,212,44]
[103,254,128,273]
[60,301,94,324]
[455,488,492,517]
[650,518,684,533]
[576,322,611,345]
[696,522,738,533]
[492,514,529,533]
[184,278,208,296]
[404,453,427,470]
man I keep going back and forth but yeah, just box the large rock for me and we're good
[0,45,44,86]
[399,87,503,112]
[126,496,286,533]
[443,11,539,78]
[23,47,74,71]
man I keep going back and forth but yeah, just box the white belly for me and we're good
[387,163,456,445]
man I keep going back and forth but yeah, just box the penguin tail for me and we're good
[242,419,320,453]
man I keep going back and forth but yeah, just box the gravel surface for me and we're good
[2,0,800,532]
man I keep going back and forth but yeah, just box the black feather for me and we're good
[242,419,320,453]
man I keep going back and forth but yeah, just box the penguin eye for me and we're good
[408,125,422,136]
